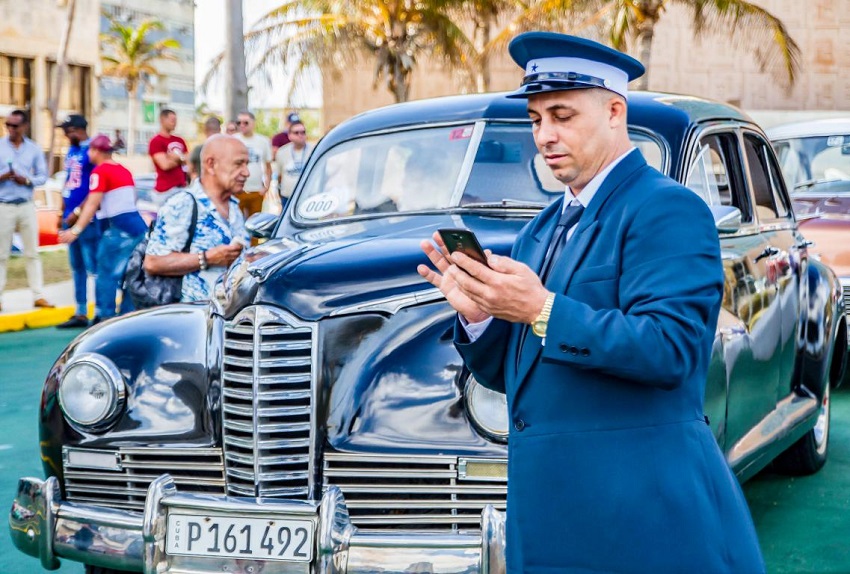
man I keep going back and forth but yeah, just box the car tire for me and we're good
[773,384,830,476]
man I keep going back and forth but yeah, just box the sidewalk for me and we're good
[0,279,93,333]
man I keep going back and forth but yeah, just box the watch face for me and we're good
[532,321,547,337]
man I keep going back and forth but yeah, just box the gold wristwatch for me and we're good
[531,292,555,337]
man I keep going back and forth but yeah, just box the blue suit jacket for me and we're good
[456,151,765,573]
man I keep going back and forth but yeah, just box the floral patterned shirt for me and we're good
[146,183,249,302]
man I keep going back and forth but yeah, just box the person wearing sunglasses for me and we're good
[234,111,272,219]
[274,121,312,208]
[0,109,53,312]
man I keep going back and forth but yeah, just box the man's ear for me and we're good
[608,96,628,128]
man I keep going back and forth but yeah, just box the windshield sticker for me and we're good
[298,193,340,219]
[827,135,845,147]
[450,126,474,140]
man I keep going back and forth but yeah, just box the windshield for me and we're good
[292,122,666,223]
[772,135,850,190]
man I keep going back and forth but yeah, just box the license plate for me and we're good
[166,512,314,562]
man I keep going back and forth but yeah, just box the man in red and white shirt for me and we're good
[148,108,188,208]
[59,134,147,324]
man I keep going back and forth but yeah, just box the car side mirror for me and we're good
[711,205,742,234]
[245,212,278,238]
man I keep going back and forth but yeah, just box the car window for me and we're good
[293,123,668,222]
[772,134,850,189]
[686,133,752,222]
[744,133,791,222]
[294,125,473,220]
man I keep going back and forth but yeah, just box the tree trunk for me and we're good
[127,80,137,155]
[47,0,77,173]
[633,1,663,91]
[225,0,249,121]
[473,17,491,93]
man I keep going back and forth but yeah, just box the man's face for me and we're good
[5,115,26,141]
[526,89,616,190]
[161,112,177,132]
[87,147,103,165]
[209,142,250,196]
[289,123,307,146]
[237,114,254,136]
[64,127,82,145]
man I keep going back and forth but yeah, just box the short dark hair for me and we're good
[204,116,222,131]
[10,109,28,124]
[160,108,176,119]
[238,110,255,120]
[289,121,305,131]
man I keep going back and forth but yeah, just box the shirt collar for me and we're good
[565,147,637,209]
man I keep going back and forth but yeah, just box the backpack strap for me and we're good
[181,192,199,253]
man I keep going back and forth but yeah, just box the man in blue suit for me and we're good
[419,32,765,573]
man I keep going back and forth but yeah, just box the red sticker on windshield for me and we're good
[449,126,474,140]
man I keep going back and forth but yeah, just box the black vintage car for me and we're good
[10,92,847,574]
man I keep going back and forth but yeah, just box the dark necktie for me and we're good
[540,202,585,283]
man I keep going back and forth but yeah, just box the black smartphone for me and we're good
[437,228,490,267]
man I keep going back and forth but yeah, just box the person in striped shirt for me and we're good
[59,134,147,324]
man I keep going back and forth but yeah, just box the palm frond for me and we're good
[671,0,800,87]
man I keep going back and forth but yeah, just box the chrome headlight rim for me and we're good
[58,352,126,432]
[464,375,509,444]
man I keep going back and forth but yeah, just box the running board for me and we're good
[727,390,819,470]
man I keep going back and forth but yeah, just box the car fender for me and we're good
[39,303,222,481]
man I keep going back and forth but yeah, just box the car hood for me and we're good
[217,214,531,321]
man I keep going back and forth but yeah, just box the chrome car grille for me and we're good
[323,453,508,531]
[222,306,316,499]
[63,447,225,512]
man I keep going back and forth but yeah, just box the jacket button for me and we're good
[559,344,569,353]
[514,419,526,431]
[569,346,579,355]
[581,348,590,357]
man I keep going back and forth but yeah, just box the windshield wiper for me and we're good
[794,178,843,191]
[458,199,548,209]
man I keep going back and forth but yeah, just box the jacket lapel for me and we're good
[512,150,648,392]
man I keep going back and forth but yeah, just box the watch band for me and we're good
[198,251,208,271]
[531,291,555,337]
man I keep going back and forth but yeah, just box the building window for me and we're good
[47,62,92,117]
[0,55,33,107]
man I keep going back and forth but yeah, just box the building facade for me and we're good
[99,0,196,155]
[323,0,850,130]
[0,0,99,164]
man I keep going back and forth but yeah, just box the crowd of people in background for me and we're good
[0,105,310,324]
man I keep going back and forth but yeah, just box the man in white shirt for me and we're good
[234,110,272,218]
[274,120,312,207]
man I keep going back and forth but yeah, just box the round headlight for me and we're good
[465,376,509,443]
[59,353,125,430]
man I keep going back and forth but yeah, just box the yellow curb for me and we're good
[0,306,77,333]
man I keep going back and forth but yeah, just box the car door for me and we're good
[741,129,801,399]
[683,126,780,458]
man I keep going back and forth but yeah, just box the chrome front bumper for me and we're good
[9,474,506,573]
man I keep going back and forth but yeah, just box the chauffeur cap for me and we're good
[507,32,645,100]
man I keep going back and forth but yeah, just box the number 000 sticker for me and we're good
[298,193,340,219]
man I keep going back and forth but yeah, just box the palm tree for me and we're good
[215,0,475,103]
[454,0,591,92]
[579,0,800,90]
[100,15,181,154]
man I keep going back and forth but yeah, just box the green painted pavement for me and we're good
[1,328,849,573]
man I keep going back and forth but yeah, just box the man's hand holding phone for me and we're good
[419,229,551,326]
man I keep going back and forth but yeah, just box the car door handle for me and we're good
[754,246,779,263]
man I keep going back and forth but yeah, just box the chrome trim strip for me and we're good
[329,287,445,317]
[450,120,487,206]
